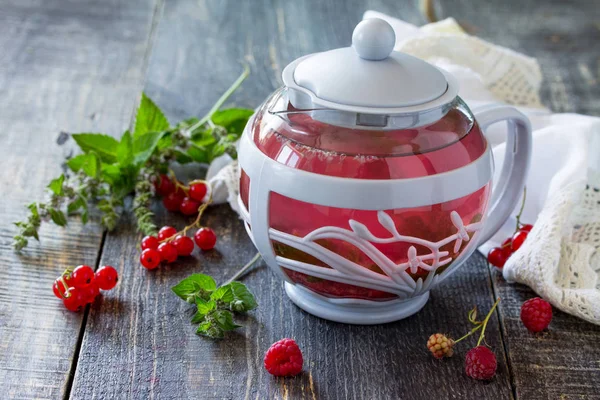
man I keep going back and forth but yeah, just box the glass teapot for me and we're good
[238,18,532,324]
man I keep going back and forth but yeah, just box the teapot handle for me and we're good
[473,104,532,244]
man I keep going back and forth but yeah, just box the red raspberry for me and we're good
[179,197,200,215]
[520,297,552,332]
[465,346,497,380]
[427,333,455,359]
[189,182,208,202]
[264,338,303,377]
[154,174,175,196]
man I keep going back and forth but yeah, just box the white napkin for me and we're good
[364,11,600,324]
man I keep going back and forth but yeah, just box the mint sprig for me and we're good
[172,273,257,339]
[13,67,252,250]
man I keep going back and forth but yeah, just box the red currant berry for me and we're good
[71,265,95,287]
[520,224,533,232]
[158,242,178,263]
[81,281,100,304]
[511,231,528,252]
[158,226,178,242]
[141,235,160,250]
[140,249,161,269]
[52,279,69,299]
[487,247,507,268]
[62,287,87,312]
[501,237,513,257]
[173,235,194,256]
[194,227,217,250]
[154,174,175,196]
[95,266,119,290]
[163,191,185,212]
[180,197,200,215]
[189,182,208,202]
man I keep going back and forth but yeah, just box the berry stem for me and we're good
[515,186,527,232]
[58,269,73,298]
[476,297,501,347]
[223,252,262,285]
[454,324,483,344]
[159,188,213,244]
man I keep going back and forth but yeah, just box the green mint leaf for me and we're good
[211,108,254,134]
[134,93,170,138]
[186,144,210,164]
[71,133,119,163]
[132,131,167,165]
[100,164,122,185]
[191,129,217,147]
[196,298,216,315]
[196,320,223,339]
[228,281,258,311]
[211,285,234,303]
[212,310,241,331]
[67,195,87,215]
[171,274,217,302]
[173,149,193,164]
[48,208,67,226]
[66,153,100,178]
[27,203,39,219]
[191,311,206,324]
[116,130,134,167]
[47,174,65,196]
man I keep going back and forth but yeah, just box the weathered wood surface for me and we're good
[1,0,599,399]
[0,0,160,398]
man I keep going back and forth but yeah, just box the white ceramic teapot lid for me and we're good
[282,18,459,116]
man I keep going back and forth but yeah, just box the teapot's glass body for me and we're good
[239,89,491,301]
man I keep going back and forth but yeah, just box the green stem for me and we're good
[223,252,261,285]
[477,298,501,347]
[188,66,250,133]
[515,186,527,232]
[454,323,483,344]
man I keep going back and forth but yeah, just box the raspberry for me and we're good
[264,338,303,377]
[520,297,552,332]
[426,333,455,359]
[465,346,497,380]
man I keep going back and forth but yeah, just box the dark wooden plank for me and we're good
[0,0,160,398]
[70,1,512,398]
[436,0,600,398]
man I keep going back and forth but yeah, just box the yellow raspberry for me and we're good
[427,333,455,359]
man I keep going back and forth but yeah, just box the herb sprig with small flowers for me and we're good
[14,68,253,250]
[171,273,258,338]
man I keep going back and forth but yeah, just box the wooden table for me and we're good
[1,1,599,399]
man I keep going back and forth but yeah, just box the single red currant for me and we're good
[158,226,178,242]
[501,237,513,257]
[163,191,185,212]
[180,197,200,215]
[487,247,507,268]
[71,265,95,287]
[194,227,217,251]
[52,278,69,299]
[511,230,528,251]
[154,174,176,196]
[62,287,87,312]
[140,249,161,269]
[95,266,119,290]
[173,235,194,256]
[520,224,533,232]
[158,242,178,263]
[189,182,208,202]
[81,281,100,304]
[141,235,160,250]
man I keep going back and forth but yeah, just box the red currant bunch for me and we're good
[487,223,533,269]
[52,265,119,312]
[152,174,210,216]
[140,224,218,269]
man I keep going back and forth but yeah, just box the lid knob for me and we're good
[352,18,396,61]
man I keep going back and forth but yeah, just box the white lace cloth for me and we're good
[206,13,600,325]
